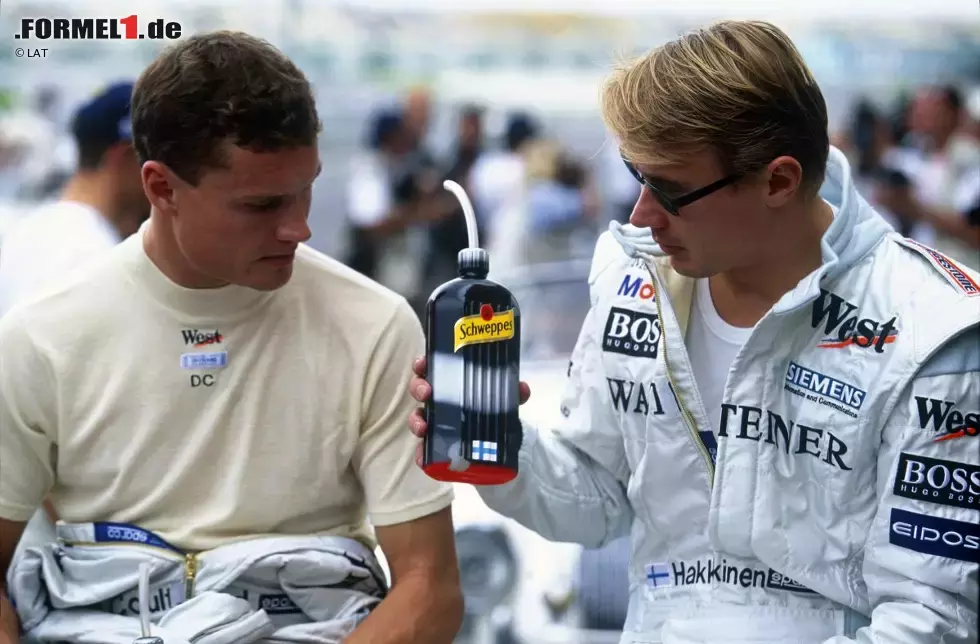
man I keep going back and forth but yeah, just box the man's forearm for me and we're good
[343,575,463,644]
[478,423,633,548]
[0,588,20,643]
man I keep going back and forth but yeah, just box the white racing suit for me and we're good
[7,522,386,643]
[479,147,980,643]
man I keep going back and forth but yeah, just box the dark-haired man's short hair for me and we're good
[131,31,321,185]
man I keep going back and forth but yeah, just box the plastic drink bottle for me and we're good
[421,180,522,485]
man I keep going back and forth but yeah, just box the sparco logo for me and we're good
[811,290,897,352]
[602,307,661,358]
[893,453,980,511]
[889,508,980,563]
[259,594,301,614]
[915,397,979,443]
[645,559,815,594]
[105,525,148,543]
[182,329,222,347]
[719,404,851,471]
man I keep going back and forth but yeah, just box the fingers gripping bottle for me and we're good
[422,180,521,485]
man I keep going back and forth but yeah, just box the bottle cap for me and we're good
[458,247,489,278]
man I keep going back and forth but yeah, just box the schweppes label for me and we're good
[454,308,515,352]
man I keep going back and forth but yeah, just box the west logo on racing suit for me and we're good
[889,508,980,563]
[893,453,980,511]
[645,559,816,594]
[915,396,980,443]
[603,307,661,358]
[719,404,851,470]
[182,328,223,347]
[616,273,656,301]
[607,377,671,417]
[783,361,866,419]
[811,289,897,353]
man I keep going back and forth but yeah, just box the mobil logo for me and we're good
[617,273,656,301]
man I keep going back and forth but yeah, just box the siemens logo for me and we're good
[784,362,866,418]
[616,274,656,301]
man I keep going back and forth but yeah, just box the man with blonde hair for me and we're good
[410,20,979,643]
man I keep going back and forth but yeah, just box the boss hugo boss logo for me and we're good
[603,307,661,358]
[719,404,851,471]
[889,508,979,563]
[811,290,897,352]
[893,453,980,510]
[915,397,979,443]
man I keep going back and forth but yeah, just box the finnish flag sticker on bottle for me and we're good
[472,440,498,462]
[180,351,228,370]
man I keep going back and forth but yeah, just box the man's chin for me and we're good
[245,266,294,291]
[668,255,713,279]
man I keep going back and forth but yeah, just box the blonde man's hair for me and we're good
[601,20,829,197]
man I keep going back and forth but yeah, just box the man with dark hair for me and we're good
[0,81,148,317]
[0,31,462,643]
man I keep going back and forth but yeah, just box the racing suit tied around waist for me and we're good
[8,521,388,643]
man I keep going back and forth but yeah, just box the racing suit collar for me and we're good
[609,146,893,314]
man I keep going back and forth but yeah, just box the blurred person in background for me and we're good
[345,107,454,308]
[0,86,74,201]
[0,81,148,318]
[876,85,980,267]
[410,19,978,644]
[520,141,599,264]
[403,86,433,156]
[419,104,485,303]
[0,31,462,644]
[843,99,936,246]
[603,136,643,224]
[471,111,541,271]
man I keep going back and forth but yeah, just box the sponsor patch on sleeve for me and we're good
[900,239,980,297]
[889,508,980,563]
[892,453,980,511]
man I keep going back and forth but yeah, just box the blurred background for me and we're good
[1,1,979,642]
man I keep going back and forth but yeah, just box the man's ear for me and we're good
[763,155,804,208]
[141,160,179,216]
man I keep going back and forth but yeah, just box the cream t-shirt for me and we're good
[0,228,452,551]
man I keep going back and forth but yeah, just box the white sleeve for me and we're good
[824,328,979,643]
[346,157,392,228]
[0,313,57,520]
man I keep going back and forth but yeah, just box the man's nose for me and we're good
[278,207,312,244]
[629,187,670,230]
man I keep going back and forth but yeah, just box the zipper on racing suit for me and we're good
[184,552,199,599]
[645,261,716,488]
